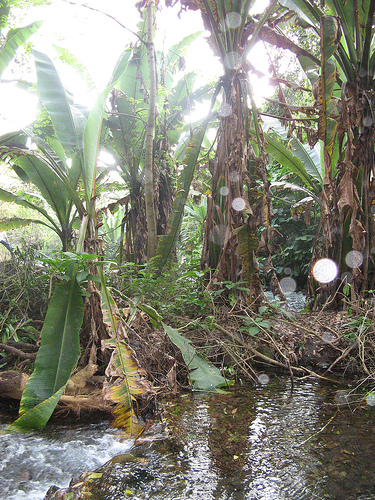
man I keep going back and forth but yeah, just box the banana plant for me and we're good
[104,8,212,265]
[272,0,375,302]
[0,47,131,249]
[261,115,323,209]
[178,0,278,306]
[0,20,42,78]
[10,254,86,430]
[4,48,132,430]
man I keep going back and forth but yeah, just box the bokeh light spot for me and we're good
[322,332,336,343]
[218,102,232,117]
[219,186,229,196]
[258,374,269,385]
[232,197,246,211]
[364,116,373,127]
[334,390,348,405]
[224,51,240,70]
[345,250,363,268]
[280,277,297,294]
[228,170,240,182]
[284,267,292,275]
[225,11,241,28]
[341,271,353,284]
[312,258,338,283]
[209,224,226,246]
[366,392,375,406]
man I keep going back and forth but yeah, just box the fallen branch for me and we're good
[0,343,37,360]
[214,322,302,372]
[297,410,338,446]
[322,341,358,376]
[275,317,343,352]
[214,323,339,382]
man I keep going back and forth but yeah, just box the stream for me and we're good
[1,376,375,500]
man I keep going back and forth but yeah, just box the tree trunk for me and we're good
[145,0,158,260]
[201,74,265,306]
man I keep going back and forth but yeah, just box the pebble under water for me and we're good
[1,377,375,500]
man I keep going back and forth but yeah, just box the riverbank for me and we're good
[1,289,375,429]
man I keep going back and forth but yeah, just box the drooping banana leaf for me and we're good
[0,216,54,232]
[0,149,73,228]
[10,386,66,431]
[99,268,153,435]
[10,273,84,430]
[163,323,227,391]
[288,137,323,184]
[271,181,321,205]
[0,21,43,78]
[0,187,62,234]
[261,116,323,186]
[20,128,84,214]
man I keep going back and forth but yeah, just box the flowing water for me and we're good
[1,377,375,500]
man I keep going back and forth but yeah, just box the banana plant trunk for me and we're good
[201,74,264,305]
[145,0,158,260]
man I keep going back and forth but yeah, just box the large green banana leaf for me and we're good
[33,49,87,152]
[288,137,323,184]
[20,128,84,214]
[161,32,203,91]
[83,48,132,206]
[10,274,84,430]
[1,150,72,228]
[0,21,42,77]
[265,133,320,193]
[0,187,60,227]
[163,323,227,391]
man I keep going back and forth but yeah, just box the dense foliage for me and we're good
[1,0,375,431]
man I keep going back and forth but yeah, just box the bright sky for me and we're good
[0,0,273,134]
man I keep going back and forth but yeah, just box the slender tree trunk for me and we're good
[145,0,158,259]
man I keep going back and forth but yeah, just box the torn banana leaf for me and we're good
[163,323,228,391]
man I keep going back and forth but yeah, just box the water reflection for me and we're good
[86,379,375,500]
[3,378,375,499]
